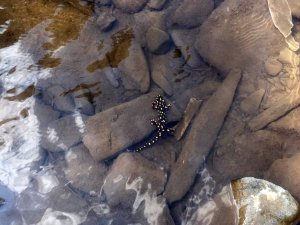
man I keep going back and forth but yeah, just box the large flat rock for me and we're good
[83,91,181,161]
[164,69,241,203]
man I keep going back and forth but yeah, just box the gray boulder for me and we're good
[64,144,107,193]
[164,69,241,203]
[41,114,87,152]
[171,0,214,28]
[118,41,150,93]
[103,153,166,208]
[112,0,148,13]
[83,91,181,161]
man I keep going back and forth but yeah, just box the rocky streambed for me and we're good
[0,0,300,224]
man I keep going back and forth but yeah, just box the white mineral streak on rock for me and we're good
[268,0,293,38]
[36,208,86,225]
[113,174,124,183]
[126,177,165,225]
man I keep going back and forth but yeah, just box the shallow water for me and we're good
[0,0,300,225]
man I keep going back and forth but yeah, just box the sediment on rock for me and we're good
[164,69,242,203]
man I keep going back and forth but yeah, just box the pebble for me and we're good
[146,27,170,54]
[264,57,282,76]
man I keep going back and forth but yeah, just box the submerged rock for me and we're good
[146,27,170,54]
[232,177,299,225]
[96,11,116,32]
[150,56,173,96]
[112,0,148,13]
[148,0,168,10]
[164,69,241,203]
[195,0,282,73]
[266,153,300,200]
[64,144,107,193]
[41,114,87,152]
[240,89,265,115]
[103,153,165,208]
[288,0,300,17]
[118,41,150,93]
[83,91,181,161]
[171,0,214,28]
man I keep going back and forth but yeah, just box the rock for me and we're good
[150,56,173,96]
[288,0,300,18]
[212,130,284,182]
[266,153,300,200]
[186,185,238,225]
[174,98,202,140]
[96,11,116,32]
[146,27,170,54]
[195,0,283,73]
[118,41,150,93]
[64,144,107,193]
[44,85,75,113]
[164,69,242,203]
[83,91,181,161]
[148,0,168,10]
[41,114,87,152]
[240,89,265,115]
[264,57,283,76]
[269,107,300,136]
[103,153,165,208]
[34,100,60,127]
[248,85,300,131]
[103,67,120,88]
[170,29,202,68]
[112,0,148,13]
[171,0,214,28]
[73,96,95,116]
[232,177,300,225]
[268,0,293,38]
[277,47,300,67]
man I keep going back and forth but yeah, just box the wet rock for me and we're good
[266,153,300,200]
[171,29,202,68]
[41,114,87,152]
[164,69,241,203]
[112,0,148,13]
[64,144,107,193]
[103,153,165,208]
[277,47,300,67]
[213,130,284,183]
[96,11,116,32]
[34,100,60,127]
[171,0,214,28]
[264,57,283,76]
[83,91,181,161]
[118,42,150,93]
[74,96,95,116]
[44,85,75,113]
[195,0,283,73]
[269,107,300,136]
[103,67,120,88]
[232,177,299,225]
[248,86,300,131]
[174,98,202,140]
[240,89,265,115]
[148,0,168,10]
[288,0,300,18]
[150,56,173,96]
[186,185,238,225]
[146,27,170,54]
